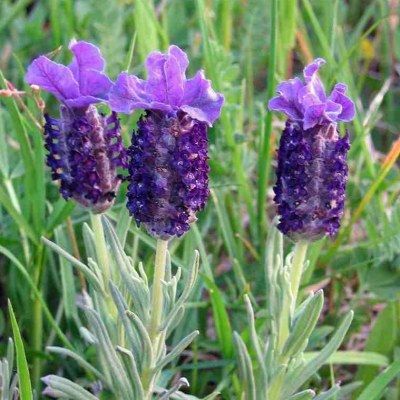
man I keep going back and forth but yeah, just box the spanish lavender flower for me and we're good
[25,40,127,213]
[268,58,355,241]
[110,45,224,239]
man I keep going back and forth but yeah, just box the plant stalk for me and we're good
[290,240,308,309]
[142,239,169,399]
[149,239,168,345]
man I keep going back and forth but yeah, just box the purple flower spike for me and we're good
[26,40,112,108]
[268,59,355,241]
[26,41,126,212]
[110,45,223,238]
[109,45,224,126]
[44,106,127,213]
[128,111,209,239]
[268,58,355,130]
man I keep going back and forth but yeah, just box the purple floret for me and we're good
[268,58,355,130]
[109,45,224,126]
[44,106,127,213]
[127,111,209,239]
[268,59,355,241]
[26,40,112,108]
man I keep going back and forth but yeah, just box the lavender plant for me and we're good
[233,60,356,399]
[27,42,223,399]
[42,217,210,399]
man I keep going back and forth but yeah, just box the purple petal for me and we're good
[268,96,301,121]
[68,40,112,99]
[145,46,187,106]
[303,103,325,130]
[328,83,355,122]
[303,58,326,101]
[181,70,224,126]
[324,100,342,121]
[65,95,106,108]
[109,72,154,113]
[79,70,112,98]
[268,78,303,120]
[68,40,105,76]
[25,56,79,102]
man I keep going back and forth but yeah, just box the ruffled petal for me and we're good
[68,40,111,99]
[69,40,105,76]
[269,58,355,128]
[181,71,224,126]
[109,72,159,113]
[79,70,112,99]
[303,58,326,102]
[268,78,304,120]
[25,56,80,102]
[324,100,342,122]
[145,45,188,106]
[303,103,326,130]
[328,83,355,122]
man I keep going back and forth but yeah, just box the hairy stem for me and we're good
[290,240,308,309]
[149,239,168,344]
[143,239,168,398]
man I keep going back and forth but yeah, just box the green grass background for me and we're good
[1,0,400,398]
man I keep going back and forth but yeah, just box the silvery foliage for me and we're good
[43,217,214,399]
[234,228,355,399]
[0,339,19,400]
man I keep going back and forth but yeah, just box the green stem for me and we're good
[278,242,308,350]
[290,241,308,308]
[91,214,110,283]
[149,239,168,344]
[142,239,168,399]
[271,241,309,399]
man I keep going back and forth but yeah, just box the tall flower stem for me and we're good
[272,241,308,400]
[277,240,308,352]
[142,239,168,398]
[149,239,168,344]
[290,241,308,308]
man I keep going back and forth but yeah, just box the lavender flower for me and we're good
[26,40,127,212]
[268,58,355,241]
[110,45,224,238]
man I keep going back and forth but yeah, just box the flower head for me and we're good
[109,45,224,126]
[26,40,112,109]
[268,59,355,241]
[26,41,126,212]
[110,45,224,238]
[268,58,355,130]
